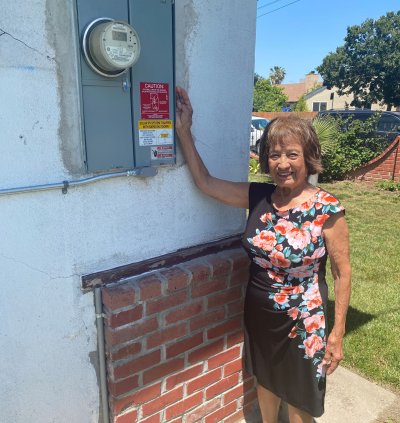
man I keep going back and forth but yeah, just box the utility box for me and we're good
[75,0,175,173]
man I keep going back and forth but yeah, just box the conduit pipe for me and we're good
[0,167,157,197]
[94,287,110,423]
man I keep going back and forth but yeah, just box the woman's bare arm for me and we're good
[322,212,352,375]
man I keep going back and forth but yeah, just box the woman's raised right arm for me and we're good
[175,86,250,209]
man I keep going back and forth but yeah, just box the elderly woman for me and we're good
[175,86,351,423]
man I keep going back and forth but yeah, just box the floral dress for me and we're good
[242,183,344,417]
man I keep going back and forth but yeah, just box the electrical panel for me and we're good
[75,0,175,173]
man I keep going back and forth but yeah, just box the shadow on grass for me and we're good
[327,300,375,334]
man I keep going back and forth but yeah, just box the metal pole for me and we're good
[94,288,110,423]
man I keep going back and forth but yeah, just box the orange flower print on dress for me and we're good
[286,227,311,250]
[304,314,325,333]
[319,191,340,205]
[289,325,299,338]
[269,251,291,268]
[260,212,273,223]
[303,334,324,358]
[302,247,326,266]
[274,292,288,305]
[267,269,285,283]
[253,256,272,269]
[252,231,276,251]
[303,284,323,310]
[288,307,300,320]
[274,218,294,235]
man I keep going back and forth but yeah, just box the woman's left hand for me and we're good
[322,331,344,375]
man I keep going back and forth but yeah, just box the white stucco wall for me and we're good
[0,1,257,422]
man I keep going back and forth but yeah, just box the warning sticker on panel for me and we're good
[151,145,175,161]
[140,82,170,119]
[138,120,173,146]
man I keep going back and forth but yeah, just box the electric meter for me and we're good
[82,18,141,78]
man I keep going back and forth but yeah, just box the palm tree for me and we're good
[269,66,286,84]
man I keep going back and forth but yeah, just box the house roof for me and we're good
[276,83,306,102]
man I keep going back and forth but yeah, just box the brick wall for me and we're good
[101,247,260,423]
[347,136,400,183]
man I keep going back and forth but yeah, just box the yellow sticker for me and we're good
[138,120,173,130]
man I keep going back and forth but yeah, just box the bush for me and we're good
[320,114,386,182]
[376,180,400,192]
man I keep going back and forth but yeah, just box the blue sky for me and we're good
[255,0,399,83]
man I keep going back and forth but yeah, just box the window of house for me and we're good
[312,102,327,112]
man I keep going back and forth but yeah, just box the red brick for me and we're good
[165,301,203,325]
[204,400,237,423]
[186,398,221,423]
[223,383,244,405]
[137,275,162,301]
[205,374,239,400]
[227,330,244,348]
[166,364,203,390]
[230,268,249,286]
[114,408,138,423]
[102,283,135,311]
[207,318,242,340]
[187,368,222,395]
[229,250,250,271]
[227,299,244,317]
[146,291,187,315]
[188,339,224,365]
[166,333,204,359]
[165,391,203,420]
[161,267,190,292]
[185,262,211,284]
[224,357,243,377]
[107,305,143,328]
[112,382,162,414]
[107,342,142,362]
[109,374,139,398]
[112,350,161,380]
[208,346,241,370]
[207,286,242,309]
[143,358,185,385]
[105,318,158,346]
[141,386,183,416]
[206,255,232,277]
[190,308,225,332]
[192,277,227,298]
[146,323,187,349]
[139,413,161,423]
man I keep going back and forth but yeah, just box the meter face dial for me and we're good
[101,23,140,69]
[82,18,141,78]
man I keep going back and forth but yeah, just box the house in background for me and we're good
[277,72,389,112]
[276,72,321,110]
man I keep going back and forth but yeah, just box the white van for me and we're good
[250,116,269,154]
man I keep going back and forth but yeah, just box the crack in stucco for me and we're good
[0,27,55,61]
[0,253,79,280]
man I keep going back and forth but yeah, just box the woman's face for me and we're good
[268,137,308,190]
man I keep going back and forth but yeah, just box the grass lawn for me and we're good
[249,175,400,393]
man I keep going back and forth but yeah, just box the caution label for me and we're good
[138,120,173,146]
[140,82,170,119]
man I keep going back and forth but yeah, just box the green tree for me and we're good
[293,95,309,112]
[269,66,286,84]
[253,78,288,112]
[317,11,400,110]
[254,72,263,86]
